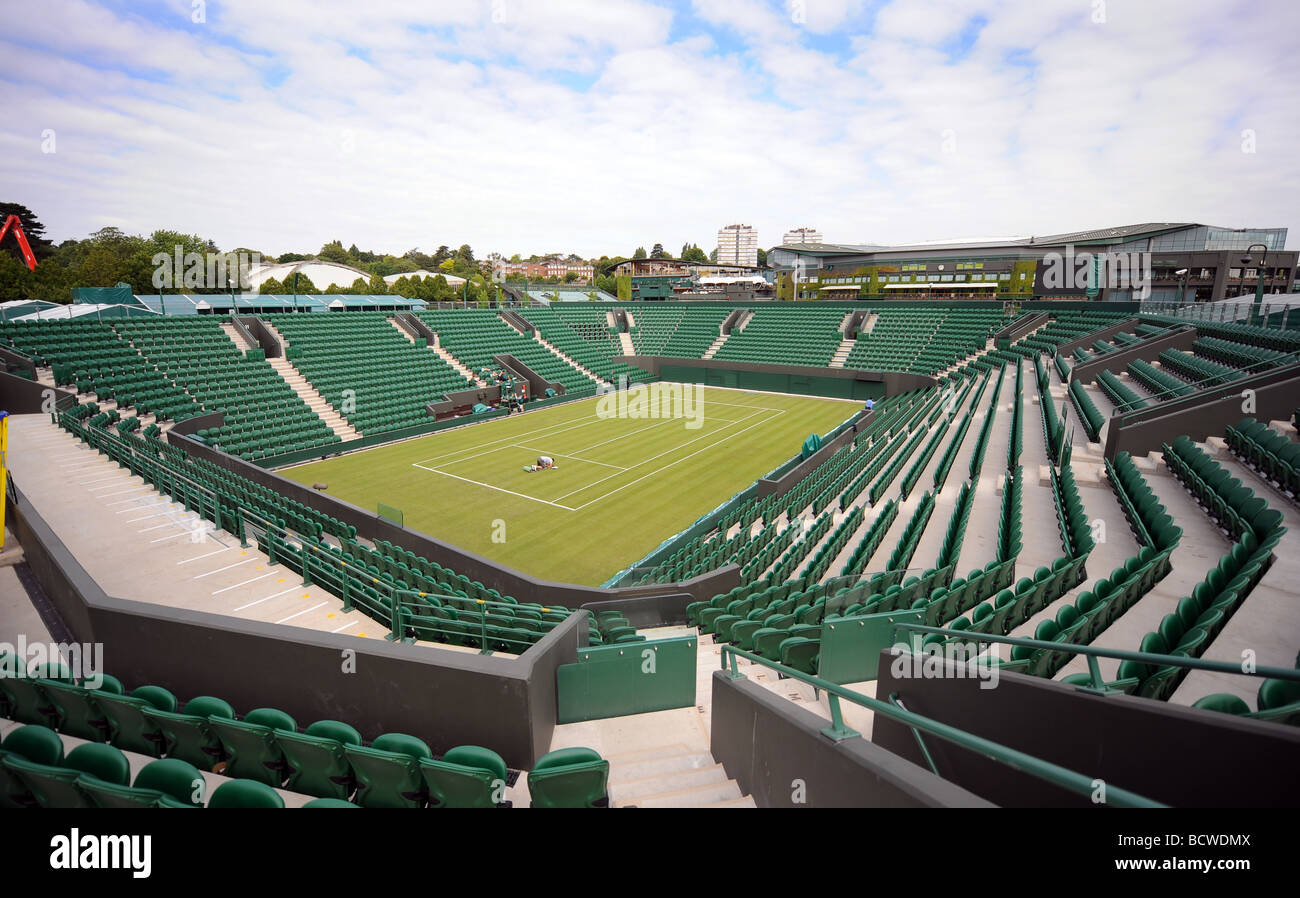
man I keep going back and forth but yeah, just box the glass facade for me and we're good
[1147,226,1288,253]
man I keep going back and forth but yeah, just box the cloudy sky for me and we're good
[3,0,1298,258]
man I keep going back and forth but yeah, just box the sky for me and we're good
[2,0,1298,259]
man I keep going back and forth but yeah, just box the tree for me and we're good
[350,278,370,294]
[277,252,309,263]
[650,243,666,259]
[616,275,632,301]
[709,247,718,262]
[681,243,708,264]
[367,272,388,295]
[318,240,350,264]
[259,276,286,295]
[632,246,647,260]
[0,202,55,263]
[757,248,768,268]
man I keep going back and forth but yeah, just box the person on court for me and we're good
[536,455,556,470]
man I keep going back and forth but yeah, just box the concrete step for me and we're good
[608,750,717,784]
[625,778,744,808]
[219,321,257,351]
[603,743,695,764]
[703,795,758,808]
[535,333,602,384]
[610,763,730,803]
[618,331,635,355]
[260,324,360,441]
[387,317,416,343]
[829,337,855,368]
[702,333,728,360]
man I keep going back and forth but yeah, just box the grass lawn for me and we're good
[281,386,857,585]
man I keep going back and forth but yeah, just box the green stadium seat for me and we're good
[527,747,609,808]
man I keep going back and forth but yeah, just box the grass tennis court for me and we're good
[282,386,858,584]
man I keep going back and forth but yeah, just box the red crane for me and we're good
[0,215,38,270]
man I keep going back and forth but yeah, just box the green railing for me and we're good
[715,644,1165,808]
[55,409,587,654]
[890,622,1300,693]
[1087,349,1300,414]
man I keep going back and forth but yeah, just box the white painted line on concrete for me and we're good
[193,557,260,579]
[213,572,277,595]
[233,585,301,611]
[178,546,230,565]
[276,602,327,624]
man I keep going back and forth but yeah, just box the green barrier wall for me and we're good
[557,636,697,723]
[658,364,886,400]
[817,608,924,685]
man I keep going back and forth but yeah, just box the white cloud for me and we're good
[0,0,1296,258]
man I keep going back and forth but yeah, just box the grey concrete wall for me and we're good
[616,355,938,395]
[710,671,994,808]
[873,652,1300,807]
[0,347,36,379]
[1053,317,1142,357]
[1104,363,1300,459]
[995,311,1050,343]
[755,410,869,499]
[168,410,226,436]
[0,371,74,414]
[237,315,282,358]
[161,428,734,612]
[6,478,580,767]
[1069,327,1197,385]
[493,353,566,398]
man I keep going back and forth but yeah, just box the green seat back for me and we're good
[528,748,609,808]
[209,778,286,809]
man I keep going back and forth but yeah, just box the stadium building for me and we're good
[1,282,1298,810]
[771,223,1297,304]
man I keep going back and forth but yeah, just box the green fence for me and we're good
[557,636,697,723]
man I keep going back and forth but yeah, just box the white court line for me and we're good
[553,408,776,502]
[213,571,277,595]
[511,445,627,470]
[193,557,259,579]
[330,620,359,633]
[413,412,612,468]
[569,408,788,511]
[411,464,577,510]
[178,546,230,565]
[276,602,328,624]
[232,585,302,611]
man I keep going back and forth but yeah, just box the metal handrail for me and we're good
[890,622,1300,689]
[1106,353,1300,415]
[56,410,585,651]
[715,643,1164,807]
